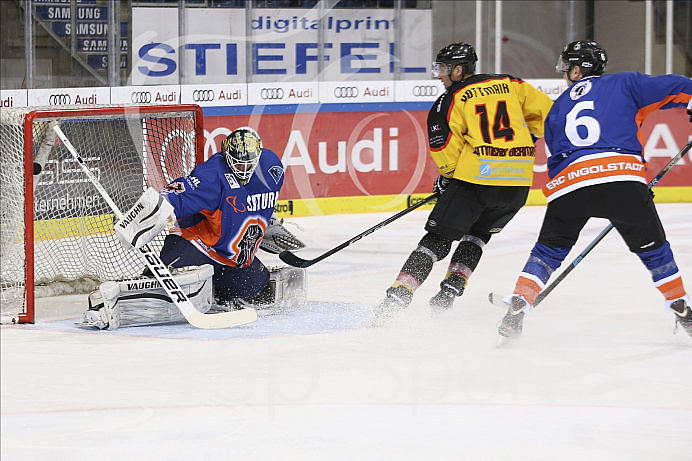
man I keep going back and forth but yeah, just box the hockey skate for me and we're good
[670,298,692,338]
[234,266,307,315]
[76,296,110,330]
[372,285,412,327]
[496,295,527,346]
[430,274,466,315]
[429,290,455,314]
[75,280,121,330]
[429,274,467,315]
[498,310,525,339]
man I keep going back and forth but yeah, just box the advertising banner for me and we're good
[0,89,28,108]
[36,1,128,70]
[638,108,691,188]
[180,83,247,107]
[110,85,180,105]
[319,80,395,104]
[28,87,111,107]
[204,107,434,206]
[201,106,691,210]
[7,85,689,218]
[132,7,432,85]
[248,82,319,105]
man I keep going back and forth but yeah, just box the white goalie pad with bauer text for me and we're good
[77,265,214,330]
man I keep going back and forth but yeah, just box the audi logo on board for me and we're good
[49,94,71,105]
[192,89,215,102]
[260,88,284,100]
[412,86,439,97]
[131,91,152,103]
[333,87,358,98]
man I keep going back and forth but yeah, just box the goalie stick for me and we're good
[489,138,692,312]
[53,125,257,329]
[279,192,440,268]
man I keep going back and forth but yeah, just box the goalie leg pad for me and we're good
[236,266,307,314]
[272,266,307,313]
[76,265,214,329]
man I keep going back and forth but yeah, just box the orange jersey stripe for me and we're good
[169,208,240,266]
[173,208,224,249]
[542,153,646,201]
[635,93,692,147]
[169,227,239,267]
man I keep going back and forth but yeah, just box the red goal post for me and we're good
[0,104,204,324]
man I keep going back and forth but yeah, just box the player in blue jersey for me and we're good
[497,41,692,342]
[114,127,306,312]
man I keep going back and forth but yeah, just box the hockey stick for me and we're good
[53,125,257,329]
[490,138,692,310]
[279,192,440,268]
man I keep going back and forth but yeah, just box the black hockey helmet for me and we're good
[556,40,608,77]
[222,127,262,184]
[432,42,477,78]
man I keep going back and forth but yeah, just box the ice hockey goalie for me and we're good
[76,265,307,329]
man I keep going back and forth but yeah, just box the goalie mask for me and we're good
[222,128,262,184]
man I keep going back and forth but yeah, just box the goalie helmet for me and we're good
[432,42,477,78]
[556,40,608,77]
[222,128,262,184]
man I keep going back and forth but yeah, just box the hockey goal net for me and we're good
[1,104,204,324]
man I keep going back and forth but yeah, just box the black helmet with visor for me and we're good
[432,42,478,79]
[556,40,608,77]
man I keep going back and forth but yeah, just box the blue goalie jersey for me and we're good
[161,149,285,268]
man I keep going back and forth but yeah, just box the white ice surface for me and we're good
[2,203,691,461]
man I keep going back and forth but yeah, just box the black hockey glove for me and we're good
[433,175,451,194]
[687,109,692,123]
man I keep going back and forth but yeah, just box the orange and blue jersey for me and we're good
[161,149,284,268]
[542,72,692,201]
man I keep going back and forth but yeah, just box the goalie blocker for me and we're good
[77,265,307,329]
[114,187,175,250]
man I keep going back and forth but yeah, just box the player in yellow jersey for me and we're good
[374,42,553,325]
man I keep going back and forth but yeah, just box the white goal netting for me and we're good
[0,104,203,323]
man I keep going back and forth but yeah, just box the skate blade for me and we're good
[496,333,520,348]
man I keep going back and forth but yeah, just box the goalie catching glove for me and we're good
[260,213,306,254]
[114,187,175,250]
